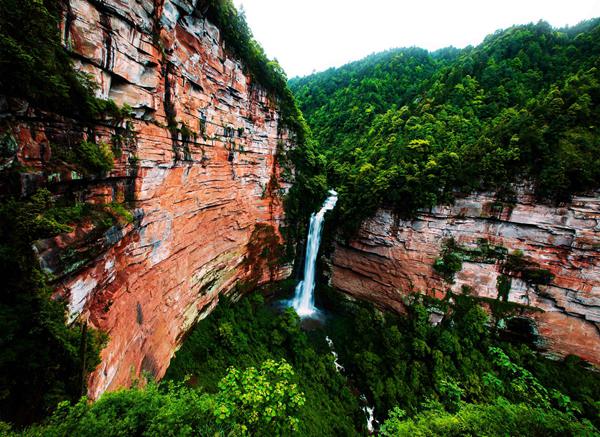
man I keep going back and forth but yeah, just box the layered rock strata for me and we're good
[330,191,600,365]
[2,0,294,398]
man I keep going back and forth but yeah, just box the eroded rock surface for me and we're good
[331,190,600,365]
[2,0,294,398]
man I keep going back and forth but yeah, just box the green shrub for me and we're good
[379,398,597,436]
[433,252,463,282]
[77,141,114,174]
[505,253,555,285]
[19,382,225,437]
[105,203,134,224]
[214,359,305,435]
[496,274,511,301]
[433,239,464,282]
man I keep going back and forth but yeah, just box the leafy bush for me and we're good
[379,398,597,436]
[52,140,115,175]
[214,359,305,435]
[77,141,114,174]
[105,203,134,224]
[17,382,224,437]
[433,251,463,282]
[12,360,303,437]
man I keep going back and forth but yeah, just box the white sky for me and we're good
[233,0,600,78]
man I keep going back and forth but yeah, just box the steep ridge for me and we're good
[330,188,600,364]
[1,0,297,398]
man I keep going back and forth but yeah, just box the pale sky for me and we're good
[233,0,600,78]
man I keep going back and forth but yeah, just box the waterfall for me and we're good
[327,335,377,433]
[325,336,345,372]
[291,190,338,317]
[360,395,377,433]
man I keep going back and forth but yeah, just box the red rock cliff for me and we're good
[330,190,600,365]
[2,0,296,398]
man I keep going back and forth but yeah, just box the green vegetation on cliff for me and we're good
[0,0,134,425]
[0,0,131,119]
[0,0,133,419]
[195,0,328,236]
[199,0,306,141]
[0,190,107,425]
[290,19,600,232]
[325,288,600,431]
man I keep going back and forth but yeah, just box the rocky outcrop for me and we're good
[1,1,295,398]
[330,190,600,365]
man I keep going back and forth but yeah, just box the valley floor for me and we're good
[11,281,597,436]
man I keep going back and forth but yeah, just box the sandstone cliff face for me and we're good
[330,190,600,365]
[2,1,294,398]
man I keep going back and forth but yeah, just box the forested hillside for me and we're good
[290,20,600,231]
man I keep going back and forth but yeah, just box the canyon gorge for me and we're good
[1,0,599,419]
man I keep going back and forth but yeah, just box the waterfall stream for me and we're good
[325,336,345,372]
[290,190,377,432]
[326,335,377,433]
[291,190,338,317]
[361,395,377,433]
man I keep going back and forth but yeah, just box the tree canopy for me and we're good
[290,19,600,232]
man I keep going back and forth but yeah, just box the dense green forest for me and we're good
[8,287,599,435]
[290,19,600,232]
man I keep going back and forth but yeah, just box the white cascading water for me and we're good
[325,336,345,372]
[327,335,377,432]
[291,190,338,317]
[360,395,377,433]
